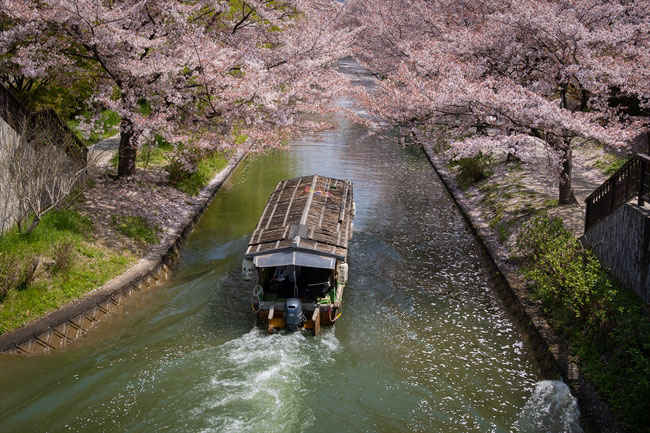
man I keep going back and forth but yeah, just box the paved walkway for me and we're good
[87,134,119,175]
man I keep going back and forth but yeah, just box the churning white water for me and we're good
[191,328,342,433]
[515,380,583,433]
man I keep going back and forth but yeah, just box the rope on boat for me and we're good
[251,285,263,312]
[328,303,342,322]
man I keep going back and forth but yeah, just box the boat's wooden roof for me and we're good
[245,175,354,261]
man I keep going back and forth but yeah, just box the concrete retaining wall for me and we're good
[420,145,624,433]
[582,203,650,303]
[0,151,246,355]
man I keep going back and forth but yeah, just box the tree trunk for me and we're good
[24,215,40,235]
[117,118,137,178]
[558,143,576,205]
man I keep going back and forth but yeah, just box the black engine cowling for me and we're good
[284,298,304,331]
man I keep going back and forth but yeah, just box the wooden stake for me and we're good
[312,305,320,337]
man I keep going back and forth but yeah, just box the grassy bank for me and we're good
[0,137,234,336]
[0,210,136,333]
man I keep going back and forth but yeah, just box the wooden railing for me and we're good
[0,84,87,163]
[585,153,650,232]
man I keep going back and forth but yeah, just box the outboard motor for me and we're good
[284,298,304,332]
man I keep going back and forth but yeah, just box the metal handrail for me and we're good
[585,153,650,233]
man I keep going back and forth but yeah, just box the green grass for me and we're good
[0,209,136,333]
[112,215,159,244]
[0,210,92,255]
[67,109,121,146]
[137,139,174,168]
[173,152,229,196]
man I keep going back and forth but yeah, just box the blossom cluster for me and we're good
[346,0,649,197]
[0,0,355,175]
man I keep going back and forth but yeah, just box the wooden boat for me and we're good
[242,174,354,335]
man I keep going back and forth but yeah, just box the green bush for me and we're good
[516,215,615,327]
[450,152,493,188]
[516,215,650,431]
[165,145,203,185]
[0,253,18,301]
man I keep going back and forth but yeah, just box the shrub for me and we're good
[166,145,204,185]
[17,254,40,291]
[52,241,74,273]
[450,152,493,188]
[516,215,614,328]
[168,149,227,196]
[0,253,40,298]
[516,215,650,431]
[0,253,18,301]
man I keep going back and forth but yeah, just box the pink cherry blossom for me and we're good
[1,0,355,177]
[347,0,649,203]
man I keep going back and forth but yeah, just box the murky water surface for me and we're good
[0,60,581,433]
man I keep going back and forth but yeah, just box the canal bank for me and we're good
[0,151,246,355]
[420,145,623,433]
[0,57,584,433]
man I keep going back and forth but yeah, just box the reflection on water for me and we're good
[0,59,581,433]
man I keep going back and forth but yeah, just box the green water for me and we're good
[0,59,582,433]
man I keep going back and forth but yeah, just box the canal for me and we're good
[0,59,582,433]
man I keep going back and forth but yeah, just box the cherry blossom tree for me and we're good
[1,0,353,178]
[349,0,649,204]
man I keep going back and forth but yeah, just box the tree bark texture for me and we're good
[117,118,136,178]
[558,143,576,205]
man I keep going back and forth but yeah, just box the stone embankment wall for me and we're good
[583,203,650,303]
[420,145,624,433]
[0,152,246,355]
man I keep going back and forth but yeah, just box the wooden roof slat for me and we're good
[339,182,349,223]
[255,180,286,243]
[282,178,303,226]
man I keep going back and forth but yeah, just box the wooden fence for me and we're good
[585,153,650,233]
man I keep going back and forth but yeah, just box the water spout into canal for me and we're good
[0,59,582,433]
